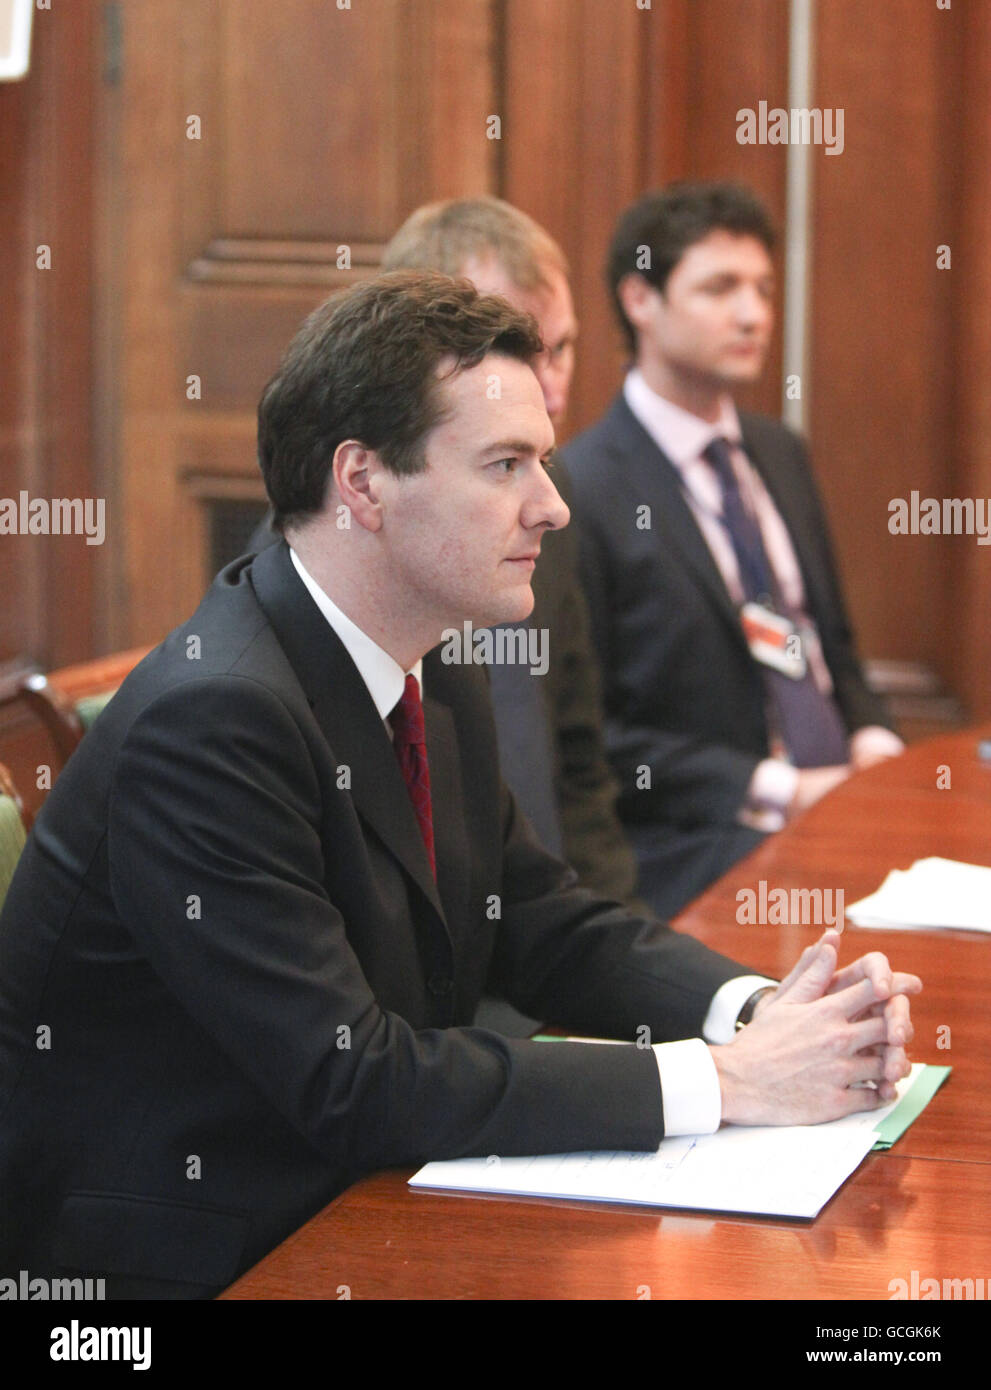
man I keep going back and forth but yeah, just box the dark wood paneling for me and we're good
[811,0,957,672]
[0,62,40,669]
[504,0,977,697]
[396,0,496,205]
[641,0,692,186]
[109,0,498,639]
[181,286,335,410]
[503,0,790,438]
[565,0,651,435]
[946,1,991,719]
[0,1,100,670]
[682,0,790,419]
[4,0,986,717]
[499,0,586,401]
[187,238,388,285]
[502,0,663,436]
[221,0,405,240]
[684,0,791,207]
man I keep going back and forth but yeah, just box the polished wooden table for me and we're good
[223,729,991,1301]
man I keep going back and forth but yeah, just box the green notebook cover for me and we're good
[870,1064,951,1150]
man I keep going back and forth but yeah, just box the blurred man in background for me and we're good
[561,182,903,918]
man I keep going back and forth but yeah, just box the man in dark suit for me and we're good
[0,273,918,1298]
[254,197,640,916]
[382,197,642,1036]
[560,184,904,918]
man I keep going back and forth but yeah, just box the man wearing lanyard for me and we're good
[560,183,903,919]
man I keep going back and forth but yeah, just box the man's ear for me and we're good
[616,272,658,331]
[333,440,386,533]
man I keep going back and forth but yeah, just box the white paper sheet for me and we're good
[409,1067,920,1220]
[847,857,991,932]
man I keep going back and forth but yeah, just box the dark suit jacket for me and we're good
[560,394,893,915]
[247,470,640,908]
[0,541,744,1296]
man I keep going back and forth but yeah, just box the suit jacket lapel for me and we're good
[250,542,448,924]
[608,396,747,644]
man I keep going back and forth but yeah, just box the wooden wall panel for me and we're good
[499,0,586,299]
[397,0,496,202]
[502,0,647,436]
[641,0,692,185]
[503,0,791,439]
[680,0,790,420]
[110,0,497,642]
[110,0,187,644]
[501,0,984,704]
[0,45,41,670]
[181,287,337,411]
[0,1,100,672]
[3,0,987,734]
[678,0,791,216]
[946,0,991,720]
[811,0,957,672]
[221,1,405,240]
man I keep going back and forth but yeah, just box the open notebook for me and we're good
[410,1063,948,1220]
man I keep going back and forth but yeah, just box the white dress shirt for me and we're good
[289,547,767,1137]
[290,547,420,721]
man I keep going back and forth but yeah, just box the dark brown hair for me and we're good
[607,182,777,352]
[258,270,543,530]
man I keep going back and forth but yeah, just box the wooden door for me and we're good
[104,0,498,645]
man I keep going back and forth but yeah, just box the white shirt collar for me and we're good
[624,368,743,467]
[289,547,422,721]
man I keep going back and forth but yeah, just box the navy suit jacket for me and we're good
[0,541,744,1295]
[560,394,893,913]
[248,470,640,908]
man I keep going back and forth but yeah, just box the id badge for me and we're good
[739,602,807,680]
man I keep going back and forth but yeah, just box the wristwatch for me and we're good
[735,986,776,1031]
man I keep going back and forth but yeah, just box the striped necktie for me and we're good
[702,437,848,768]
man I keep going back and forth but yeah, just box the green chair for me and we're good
[0,763,27,913]
[74,689,118,730]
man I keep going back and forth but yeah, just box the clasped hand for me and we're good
[711,929,922,1126]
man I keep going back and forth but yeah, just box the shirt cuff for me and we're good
[738,757,799,832]
[703,974,778,1044]
[849,725,905,761]
[653,1038,722,1136]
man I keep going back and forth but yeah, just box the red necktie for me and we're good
[390,673,436,878]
